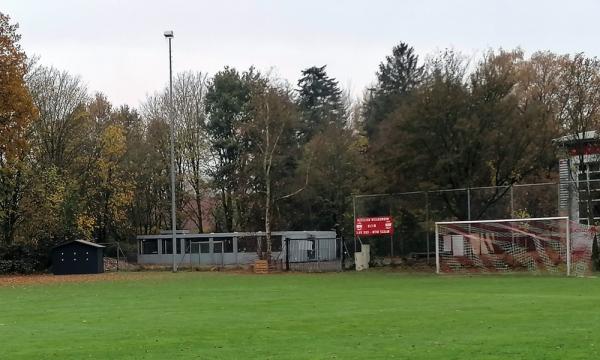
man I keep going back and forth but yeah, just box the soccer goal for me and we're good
[435,217,571,275]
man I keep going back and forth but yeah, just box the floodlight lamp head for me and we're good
[163,30,174,38]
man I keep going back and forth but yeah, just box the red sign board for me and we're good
[355,217,394,236]
[569,144,600,156]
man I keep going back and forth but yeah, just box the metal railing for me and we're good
[284,237,342,272]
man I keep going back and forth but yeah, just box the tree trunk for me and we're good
[226,191,233,232]
[264,101,272,261]
[220,189,233,232]
[3,168,24,245]
[265,167,272,261]
[195,186,203,233]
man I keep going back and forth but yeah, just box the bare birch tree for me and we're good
[247,80,306,259]
[173,72,210,232]
[142,71,210,232]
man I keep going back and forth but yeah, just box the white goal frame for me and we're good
[435,216,571,276]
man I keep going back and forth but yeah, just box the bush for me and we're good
[0,259,39,274]
[0,243,45,274]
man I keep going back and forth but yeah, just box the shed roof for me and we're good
[54,239,105,249]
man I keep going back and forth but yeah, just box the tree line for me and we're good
[2,12,600,271]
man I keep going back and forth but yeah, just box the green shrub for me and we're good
[0,244,44,274]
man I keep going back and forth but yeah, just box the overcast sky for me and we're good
[4,0,600,107]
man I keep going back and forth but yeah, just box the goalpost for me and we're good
[435,217,571,275]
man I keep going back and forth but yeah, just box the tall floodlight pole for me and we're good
[164,30,177,272]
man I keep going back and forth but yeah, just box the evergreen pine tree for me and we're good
[297,65,345,142]
[363,42,424,138]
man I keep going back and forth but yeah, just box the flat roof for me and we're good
[136,230,336,240]
[553,131,598,146]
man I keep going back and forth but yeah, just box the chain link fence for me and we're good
[98,242,137,271]
[284,237,342,272]
[353,182,563,266]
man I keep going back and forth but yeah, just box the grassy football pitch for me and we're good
[1,271,600,359]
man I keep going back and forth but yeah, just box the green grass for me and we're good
[1,271,600,359]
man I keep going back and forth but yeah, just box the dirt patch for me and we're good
[0,267,340,287]
[0,272,163,287]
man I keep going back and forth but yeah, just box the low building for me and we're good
[136,231,337,269]
[555,131,600,224]
[52,240,105,275]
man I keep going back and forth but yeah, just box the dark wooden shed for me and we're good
[52,240,105,275]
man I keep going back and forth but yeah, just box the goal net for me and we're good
[435,217,582,275]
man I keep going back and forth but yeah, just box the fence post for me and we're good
[510,186,514,217]
[426,191,430,265]
[388,202,394,258]
[566,219,571,277]
[116,242,120,272]
[339,236,343,271]
[353,195,357,254]
[317,238,321,272]
[435,223,440,274]
[285,238,290,271]
[467,188,471,221]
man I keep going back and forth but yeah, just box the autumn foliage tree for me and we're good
[372,49,556,219]
[0,13,37,246]
[6,7,600,273]
[0,13,36,161]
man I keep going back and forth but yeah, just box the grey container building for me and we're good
[136,231,337,268]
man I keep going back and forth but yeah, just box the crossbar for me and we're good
[435,216,568,226]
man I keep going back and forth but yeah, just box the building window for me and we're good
[162,239,173,254]
[221,237,234,253]
[200,242,209,253]
[256,235,282,253]
[237,236,258,253]
[189,241,209,253]
[307,238,316,260]
[141,239,158,254]
[271,236,282,252]
[577,161,600,224]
